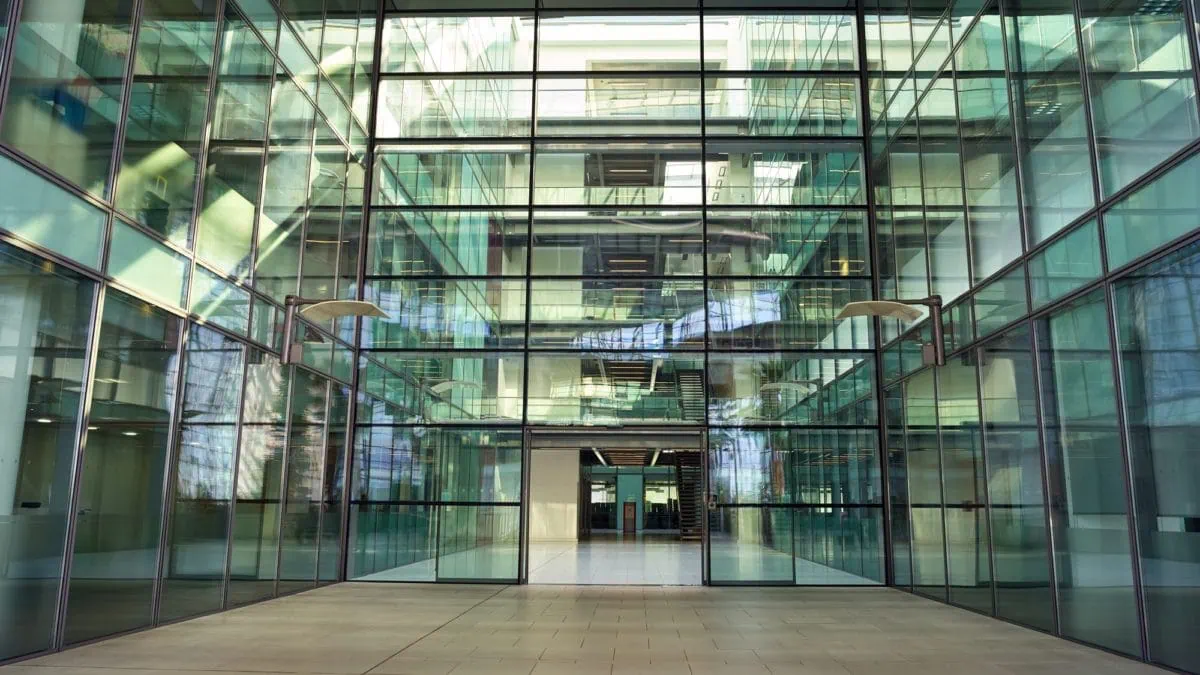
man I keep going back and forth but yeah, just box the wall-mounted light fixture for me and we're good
[281,295,389,365]
[836,295,945,366]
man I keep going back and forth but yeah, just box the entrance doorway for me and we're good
[523,430,705,585]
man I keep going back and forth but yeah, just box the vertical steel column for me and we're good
[1026,311,1063,635]
[697,0,712,587]
[518,9,540,586]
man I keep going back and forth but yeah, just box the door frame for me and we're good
[520,427,708,585]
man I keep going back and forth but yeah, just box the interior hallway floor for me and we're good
[1,583,1168,675]
[529,535,703,585]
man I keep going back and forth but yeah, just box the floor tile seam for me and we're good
[360,585,512,675]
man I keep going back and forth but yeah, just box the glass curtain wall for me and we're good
[871,0,1200,670]
[0,0,366,662]
[353,9,884,586]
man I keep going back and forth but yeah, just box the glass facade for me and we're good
[0,0,1194,672]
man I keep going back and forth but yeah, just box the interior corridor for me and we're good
[529,535,703,586]
[1,583,1167,675]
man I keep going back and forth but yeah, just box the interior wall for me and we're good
[529,449,580,541]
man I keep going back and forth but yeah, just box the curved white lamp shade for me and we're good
[298,300,389,323]
[430,380,483,395]
[835,300,925,322]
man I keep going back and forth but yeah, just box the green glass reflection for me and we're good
[318,384,350,582]
[369,352,524,423]
[378,78,532,138]
[529,280,703,350]
[538,77,700,137]
[526,353,703,426]
[364,279,526,349]
[108,219,190,309]
[368,209,528,277]
[278,371,327,593]
[706,209,869,277]
[973,264,1028,338]
[375,146,530,207]
[707,141,865,207]
[1104,151,1200,269]
[904,369,948,600]
[0,156,106,269]
[381,16,534,73]
[1,0,134,196]
[885,385,913,589]
[710,507,794,583]
[1081,0,1200,196]
[706,77,859,137]
[709,428,879,505]
[707,279,873,350]
[0,244,94,661]
[707,353,876,426]
[1029,220,1101,308]
[1036,290,1141,655]
[704,15,858,70]
[159,326,243,622]
[437,505,519,581]
[65,291,179,644]
[533,210,702,276]
[533,143,702,207]
[538,16,698,71]
[191,266,251,335]
[794,507,885,584]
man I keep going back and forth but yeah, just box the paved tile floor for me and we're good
[2,583,1168,675]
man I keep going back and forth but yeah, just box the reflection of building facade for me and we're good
[0,0,1198,673]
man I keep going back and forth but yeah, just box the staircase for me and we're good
[675,370,706,422]
[675,452,704,541]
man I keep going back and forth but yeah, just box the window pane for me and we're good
[533,142,703,207]
[538,77,701,137]
[114,0,219,243]
[538,16,699,71]
[381,16,534,74]
[369,209,528,277]
[533,209,703,276]
[369,352,524,423]
[1036,290,1141,655]
[1081,0,1200,196]
[191,266,252,335]
[159,326,243,622]
[1,0,134,196]
[706,77,860,136]
[1103,151,1200,270]
[108,220,190,309]
[65,291,180,644]
[377,78,532,138]
[707,353,876,425]
[375,146,530,207]
[709,507,794,583]
[317,383,350,582]
[1115,242,1200,673]
[794,506,885,584]
[0,244,94,661]
[703,15,858,70]
[436,504,518,581]
[973,264,1027,339]
[709,428,879,505]
[706,209,869,277]
[708,279,873,350]
[904,369,948,600]
[526,353,703,426]
[1029,220,1102,308]
[0,156,106,269]
[707,141,865,207]
[278,371,327,593]
[530,279,703,350]
[364,279,526,349]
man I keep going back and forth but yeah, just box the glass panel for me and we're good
[937,356,993,613]
[706,77,859,137]
[159,326,243,622]
[706,141,865,207]
[436,505,519,581]
[1036,290,1141,655]
[108,220,190,309]
[710,507,794,583]
[190,266,252,335]
[1080,0,1200,197]
[0,155,106,269]
[1029,220,1102,308]
[0,244,94,661]
[529,279,703,350]
[377,78,533,138]
[64,291,180,644]
[1103,151,1200,270]
[532,209,703,276]
[437,428,523,503]
[537,16,699,71]
[703,15,858,70]
[526,353,704,426]
[533,142,703,207]
[980,325,1054,630]
[1114,242,1200,673]
[707,353,876,425]
[114,0,219,243]
[537,77,701,137]
[709,428,879,505]
[884,385,913,588]
[380,16,535,73]
[794,506,885,584]
[1,0,134,196]
[367,352,524,423]
[364,279,526,349]
[973,264,1027,338]
[1004,0,1096,244]
[707,279,873,350]
[368,209,528,277]
[905,369,947,599]
[375,145,530,207]
[228,348,289,606]
[705,209,869,277]
[278,371,327,593]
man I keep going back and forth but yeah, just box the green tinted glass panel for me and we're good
[529,280,703,350]
[0,156,105,269]
[538,77,700,137]
[706,209,869,277]
[378,78,532,138]
[364,279,526,349]
[1104,152,1200,269]
[707,353,876,425]
[706,77,859,137]
[1029,220,1101,308]
[707,280,873,350]
[109,220,190,309]
[526,353,703,426]
[191,266,251,335]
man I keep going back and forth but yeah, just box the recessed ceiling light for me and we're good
[35,417,53,424]
[122,431,139,437]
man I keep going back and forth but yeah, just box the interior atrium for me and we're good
[0,0,1197,673]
